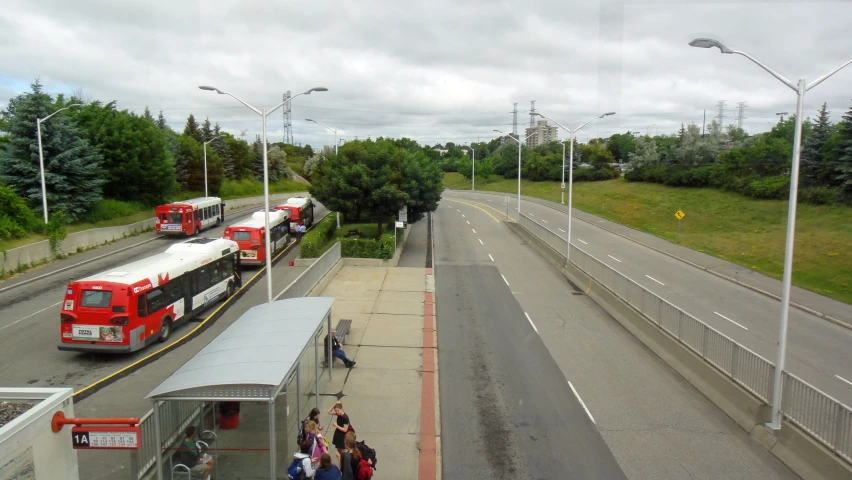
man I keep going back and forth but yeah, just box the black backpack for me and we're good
[357,440,378,470]
[296,419,308,444]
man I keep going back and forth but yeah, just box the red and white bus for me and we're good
[155,197,225,236]
[274,197,315,232]
[223,210,291,266]
[58,238,241,353]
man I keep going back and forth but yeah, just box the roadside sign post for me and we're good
[395,221,404,252]
[52,411,141,450]
[675,210,686,235]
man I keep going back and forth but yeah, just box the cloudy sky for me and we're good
[2,0,851,149]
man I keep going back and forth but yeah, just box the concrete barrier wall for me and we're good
[1,193,309,275]
[505,220,852,480]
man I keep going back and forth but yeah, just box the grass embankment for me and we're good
[444,172,852,304]
[0,179,307,252]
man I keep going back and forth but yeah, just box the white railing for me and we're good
[518,212,852,463]
[274,241,341,300]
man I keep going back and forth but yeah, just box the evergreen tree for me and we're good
[224,135,253,179]
[213,123,235,180]
[142,106,155,123]
[677,123,686,143]
[801,103,833,186]
[251,135,264,179]
[156,110,168,130]
[835,101,852,200]
[0,80,104,219]
[201,117,213,142]
[183,114,203,143]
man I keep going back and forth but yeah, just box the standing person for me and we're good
[324,331,356,368]
[336,438,355,480]
[291,439,316,479]
[305,421,328,466]
[298,223,307,243]
[327,401,351,454]
[315,453,342,480]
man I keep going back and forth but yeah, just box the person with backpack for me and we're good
[305,421,329,466]
[315,453,342,480]
[289,439,316,479]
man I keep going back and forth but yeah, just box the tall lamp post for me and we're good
[37,103,83,223]
[199,85,328,304]
[493,130,536,216]
[202,135,222,198]
[690,37,852,432]
[470,145,475,191]
[305,119,341,228]
[530,112,615,263]
[776,112,789,123]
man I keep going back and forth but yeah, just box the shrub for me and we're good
[78,199,147,224]
[341,232,396,259]
[799,186,841,205]
[299,215,337,258]
[744,175,790,199]
[573,167,618,182]
[0,215,28,240]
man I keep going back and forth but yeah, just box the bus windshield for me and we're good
[81,290,112,308]
[168,213,183,223]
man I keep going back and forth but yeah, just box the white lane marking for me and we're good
[488,254,494,262]
[457,209,461,212]
[462,215,465,218]
[529,213,535,217]
[502,274,510,286]
[472,229,476,234]
[568,381,595,424]
[558,228,566,233]
[597,220,605,223]
[645,275,665,286]
[525,312,538,333]
[714,311,749,330]
[607,255,622,263]
[836,375,852,388]
[478,239,484,245]
[466,221,470,225]
[542,220,548,224]
[578,239,588,245]
[0,302,62,332]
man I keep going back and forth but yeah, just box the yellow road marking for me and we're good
[444,198,502,223]
[586,279,593,294]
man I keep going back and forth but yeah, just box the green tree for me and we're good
[578,142,616,168]
[0,185,38,239]
[251,135,264,179]
[223,135,253,180]
[201,117,213,142]
[310,138,409,236]
[606,132,636,162]
[156,110,168,130]
[401,150,443,224]
[212,123,233,180]
[183,114,203,143]
[72,101,177,205]
[0,80,104,219]
[628,136,661,167]
[801,103,834,186]
[835,101,852,199]
[172,135,223,194]
[267,145,293,182]
[142,106,155,123]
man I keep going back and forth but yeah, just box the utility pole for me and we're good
[715,100,726,128]
[702,109,706,136]
[736,101,748,129]
[282,91,293,144]
[512,103,518,137]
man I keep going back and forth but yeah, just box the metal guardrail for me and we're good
[518,212,852,464]
[129,242,342,479]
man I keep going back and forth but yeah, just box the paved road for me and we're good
[435,199,796,479]
[0,202,326,392]
[445,191,852,408]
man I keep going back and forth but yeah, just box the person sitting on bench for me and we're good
[180,426,214,480]
[324,330,356,368]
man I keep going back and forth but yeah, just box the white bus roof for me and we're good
[228,211,289,230]
[281,197,311,207]
[169,197,222,207]
[77,238,238,287]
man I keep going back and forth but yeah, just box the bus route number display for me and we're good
[72,426,140,450]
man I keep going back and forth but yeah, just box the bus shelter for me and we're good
[145,297,334,480]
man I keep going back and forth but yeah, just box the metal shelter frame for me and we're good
[145,297,334,480]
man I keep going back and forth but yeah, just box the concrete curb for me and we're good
[506,219,852,480]
[449,188,849,330]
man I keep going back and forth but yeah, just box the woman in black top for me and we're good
[327,401,350,451]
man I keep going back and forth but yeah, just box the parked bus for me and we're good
[58,238,241,353]
[223,210,291,266]
[274,197,315,232]
[155,197,225,236]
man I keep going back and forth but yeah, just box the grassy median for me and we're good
[445,172,852,304]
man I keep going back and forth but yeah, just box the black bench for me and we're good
[334,319,352,344]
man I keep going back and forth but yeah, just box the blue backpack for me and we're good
[287,458,304,480]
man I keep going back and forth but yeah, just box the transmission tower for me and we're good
[529,100,537,128]
[715,100,726,128]
[512,103,518,136]
[282,91,293,144]
[735,101,748,129]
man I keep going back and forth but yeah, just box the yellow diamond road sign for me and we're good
[675,210,686,220]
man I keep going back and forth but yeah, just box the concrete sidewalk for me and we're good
[314,265,438,480]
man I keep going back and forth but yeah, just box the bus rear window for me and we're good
[81,290,113,308]
[232,231,251,241]
[168,213,183,223]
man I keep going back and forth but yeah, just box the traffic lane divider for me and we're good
[72,210,329,402]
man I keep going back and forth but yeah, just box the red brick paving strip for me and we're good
[419,286,437,479]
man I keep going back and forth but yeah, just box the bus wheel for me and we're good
[158,318,172,343]
[194,227,200,236]
[226,281,234,300]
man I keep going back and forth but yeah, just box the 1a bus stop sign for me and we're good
[675,210,686,220]
[71,425,140,450]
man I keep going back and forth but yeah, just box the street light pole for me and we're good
[471,146,475,191]
[305,119,339,227]
[493,130,536,217]
[561,141,566,204]
[202,135,222,198]
[36,103,83,223]
[531,112,615,262]
[199,85,328,304]
[690,37,852,432]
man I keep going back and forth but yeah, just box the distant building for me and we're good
[524,120,559,148]
[432,144,448,156]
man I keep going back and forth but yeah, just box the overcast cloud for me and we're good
[2,0,851,149]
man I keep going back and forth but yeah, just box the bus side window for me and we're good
[147,288,166,314]
[195,210,201,223]
[165,281,181,304]
[195,266,211,294]
[137,296,147,318]
[224,256,234,276]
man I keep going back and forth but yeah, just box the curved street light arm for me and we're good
[307,118,336,134]
[731,50,796,91]
[269,92,305,116]
[204,135,223,146]
[220,91,262,116]
[807,57,852,92]
[39,104,83,124]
